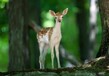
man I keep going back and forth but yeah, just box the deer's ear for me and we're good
[62,8,68,16]
[49,10,56,17]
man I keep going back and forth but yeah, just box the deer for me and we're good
[30,8,68,69]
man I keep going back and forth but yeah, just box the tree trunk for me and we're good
[76,0,90,61]
[22,0,30,69]
[96,0,109,57]
[8,0,24,71]
[28,0,41,69]
[88,0,98,59]
[8,0,30,71]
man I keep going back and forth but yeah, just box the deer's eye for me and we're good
[55,17,57,19]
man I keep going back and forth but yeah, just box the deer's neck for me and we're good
[53,21,61,33]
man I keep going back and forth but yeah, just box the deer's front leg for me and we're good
[55,43,61,68]
[50,45,54,68]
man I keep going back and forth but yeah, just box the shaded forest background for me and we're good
[0,0,102,72]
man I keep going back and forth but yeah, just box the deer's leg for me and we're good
[55,43,61,68]
[39,43,44,69]
[50,45,54,68]
[43,45,49,68]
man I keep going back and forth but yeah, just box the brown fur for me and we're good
[38,27,53,40]
[55,12,63,16]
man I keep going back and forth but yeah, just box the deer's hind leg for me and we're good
[43,44,49,68]
[39,42,45,69]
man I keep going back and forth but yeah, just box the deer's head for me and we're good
[49,8,68,22]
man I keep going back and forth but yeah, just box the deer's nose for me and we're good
[58,19,61,22]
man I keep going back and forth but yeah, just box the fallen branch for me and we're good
[29,20,41,33]
[60,45,81,66]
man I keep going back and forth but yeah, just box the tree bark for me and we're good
[96,0,109,57]
[88,0,98,59]
[8,0,25,71]
[8,0,30,71]
[76,0,90,61]
[22,0,30,69]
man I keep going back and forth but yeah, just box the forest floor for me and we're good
[0,56,109,76]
